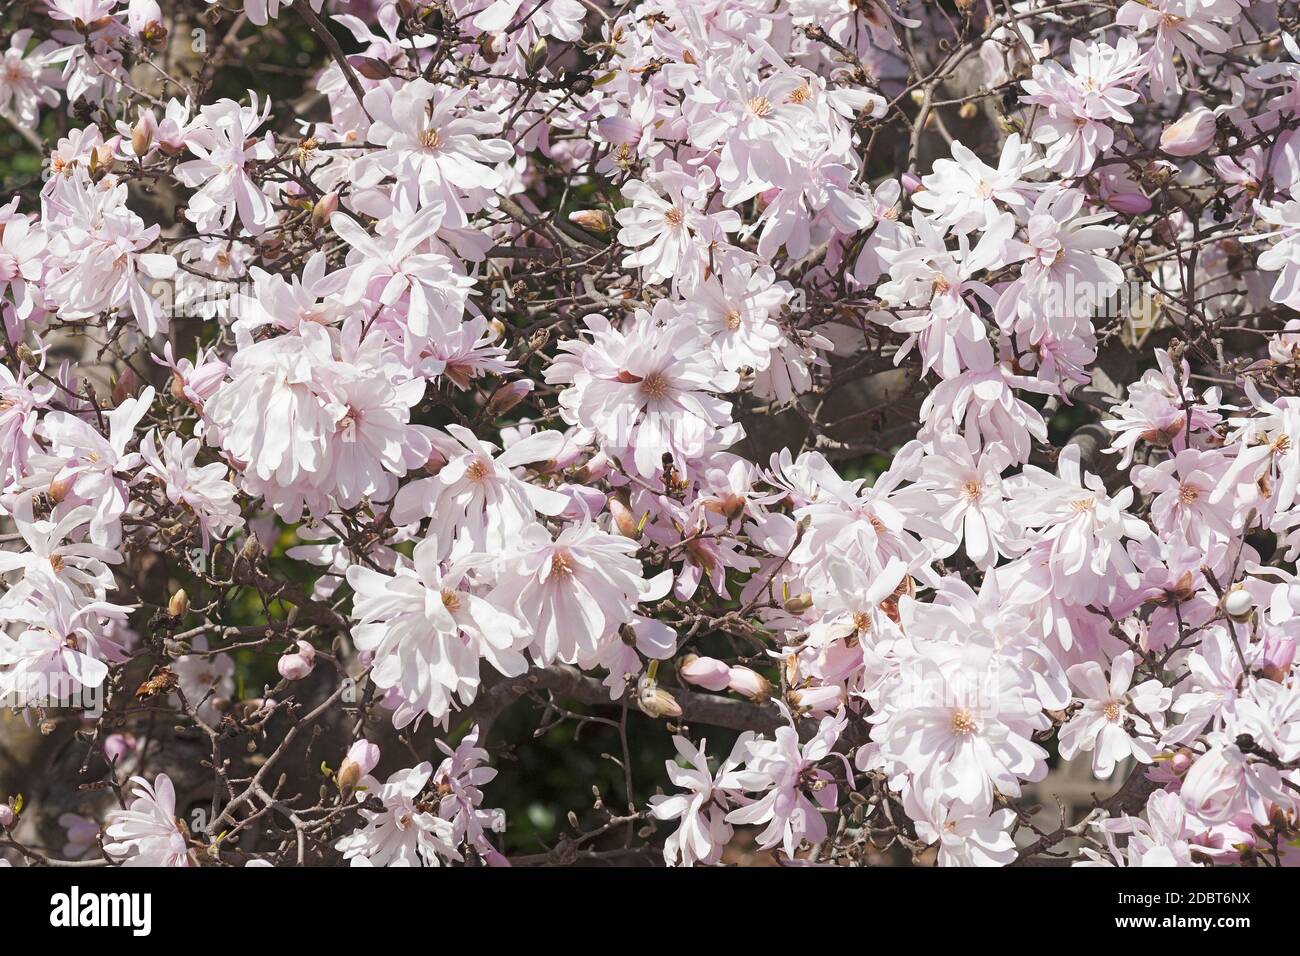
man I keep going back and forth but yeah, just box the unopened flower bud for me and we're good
[0,804,13,828]
[111,367,137,406]
[128,0,164,43]
[484,378,533,418]
[607,493,640,539]
[783,591,814,614]
[574,452,611,483]
[168,588,189,619]
[131,112,155,158]
[422,448,448,477]
[239,533,263,565]
[636,675,682,718]
[568,209,611,233]
[338,739,381,789]
[278,652,313,682]
[1105,190,1151,215]
[347,55,392,80]
[678,654,730,691]
[48,472,73,503]
[311,191,339,230]
[525,37,549,73]
[1160,107,1217,157]
[727,666,772,702]
[1261,635,1296,682]
[1222,587,1253,620]
[958,101,978,120]
[788,684,845,714]
[104,732,136,764]
[89,143,115,177]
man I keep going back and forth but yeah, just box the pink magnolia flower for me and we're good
[615,161,741,288]
[490,522,673,666]
[1116,0,1231,100]
[138,430,244,546]
[335,762,461,867]
[1059,650,1171,778]
[1021,37,1146,176]
[359,78,513,210]
[390,424,569,559]
[902,770,1018,867]
[0,29,61,127]
[346,538,528,728]
[175,95,277,236]
[103,774,193,867]
[725,709,847,858]
[650,733,753,867]
[547,310,739,478]
[1007,444,1151,606]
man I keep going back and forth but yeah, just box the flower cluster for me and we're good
[1,0,1299,869]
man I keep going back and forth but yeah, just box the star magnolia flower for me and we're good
[175,94,277,236]
[1115,0,1231,100]
[330,202,474,342]
[0,363,53,488]
[1102,348,1222,468]
[432,726,507,863]
[138,430,244,547]
[0,500,118,600]
[683,261,788,374]
[547,310,739,478]
[103,774,194,867]
[1020,36,1146,176]
[0,575,131,698]
[1006,443,1152,606]
[998,188,1125,341]
[0,212,48,320]
[1250,198,1300,310]
[878,211,1017,379]
[916,437,1022,570]
[347,539,528,728]
[490,521,674,666]
[650,733,754,867]
[873,600,1051,813]
[37,386,154,547]
[335,762,461,867]
[1132,447,1236,550]
[1096,790,1199,866]
[911,134,1035,233]
[360,78,513,209]
[0,29,61,127]
[1059,650,1171,779]
[725,708,848,858]
[204,325,432,520]
[390,424,570,560]
[41,172,176,337]
[918,362,1053,465]
[901,770,1018,867]
[615,161,741,288]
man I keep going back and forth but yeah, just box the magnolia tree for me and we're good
[0,0,1299,870]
